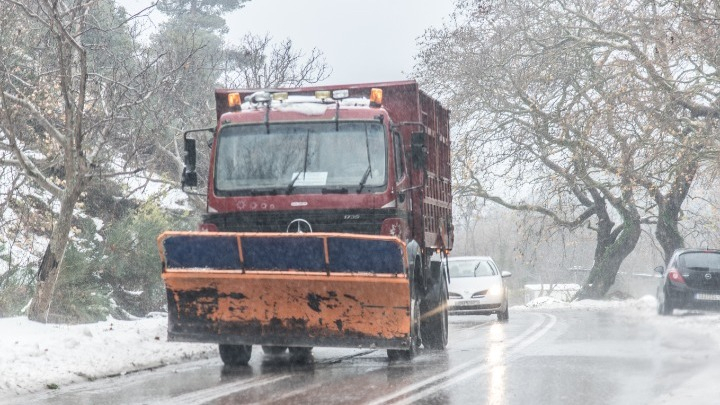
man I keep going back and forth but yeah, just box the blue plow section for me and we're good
[159,232,407,275]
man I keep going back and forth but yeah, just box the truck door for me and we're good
[393,131,410,211]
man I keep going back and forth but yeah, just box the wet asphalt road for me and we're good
[8,308,720,405]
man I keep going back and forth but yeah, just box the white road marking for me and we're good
[156,349,380,405]
[155,374,292,405]
[367,313,557,405]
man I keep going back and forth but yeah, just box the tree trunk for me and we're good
[27,181,84,323]
[654,163,696,262]
[655,206,684,263]
[575,203,642,300]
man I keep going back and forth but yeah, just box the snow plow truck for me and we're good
[157,80,453,364]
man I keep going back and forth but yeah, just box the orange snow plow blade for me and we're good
[158,232,411,349]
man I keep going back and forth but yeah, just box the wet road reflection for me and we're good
[486,323,506,405]
[7,309,716,405]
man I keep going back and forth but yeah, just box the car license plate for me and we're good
[454,300,476,307]
[695,293,720,301]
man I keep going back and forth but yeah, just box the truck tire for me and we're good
[219,344,252,366]
[388,291,420,361]
[289,347,313,362]
[262,346,287,355]
[420,274,448,350]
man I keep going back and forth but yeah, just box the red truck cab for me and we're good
[190,81,452,254]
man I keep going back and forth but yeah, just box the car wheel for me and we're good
[659,292,674,316]
[262,346,287,355]
[497,300,509,323]
[218,344,252,366]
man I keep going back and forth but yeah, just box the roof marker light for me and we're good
[273,92,288,102]
[370,88,383,107]
[332,89,349,100]
[228,92,241,110]
[315,90,331,100]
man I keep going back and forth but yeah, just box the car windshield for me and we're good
[678,252,720,271]
[448,260,495,278]
[214,121,386,194]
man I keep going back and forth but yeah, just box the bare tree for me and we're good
[0,0,184,322]
[546,0,720,262]
[223,33,331,89]
[415,0,720,297]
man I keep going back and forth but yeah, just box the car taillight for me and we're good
[199,223,218,232]
[667,268,686,284]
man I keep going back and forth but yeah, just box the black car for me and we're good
[655,249,720,315]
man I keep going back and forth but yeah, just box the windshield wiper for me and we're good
[357,166,372,193]
[286,172,303,195]
[287,130,310,195]
[357,125,373,193]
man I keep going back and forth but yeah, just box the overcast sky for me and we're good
[123,0,456,85]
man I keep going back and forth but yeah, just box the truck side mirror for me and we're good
[182,137,198,188]
[411,132,427,169]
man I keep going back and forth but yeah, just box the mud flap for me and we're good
[158,232,412,349]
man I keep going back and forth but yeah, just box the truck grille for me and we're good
[203,209,396,235]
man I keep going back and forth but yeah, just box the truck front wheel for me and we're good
[289,347,313,362]
[262,346,287,355]
[387,291,420,361]
[219,344,252,366]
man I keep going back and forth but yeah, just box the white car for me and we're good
[446,256,511,322]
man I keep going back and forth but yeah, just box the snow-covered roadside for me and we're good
[0,314,216,398]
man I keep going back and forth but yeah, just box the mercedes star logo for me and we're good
[705,273,712,280]
[287,218,313,233]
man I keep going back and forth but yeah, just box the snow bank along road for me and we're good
[0,314,217,397]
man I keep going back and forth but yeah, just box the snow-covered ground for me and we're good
[2,295,720,401]
[0,313,216,398]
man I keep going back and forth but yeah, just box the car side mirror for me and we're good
[653,265,664,274]
[501,271,512,278]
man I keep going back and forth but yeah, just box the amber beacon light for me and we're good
[370,88,383,107]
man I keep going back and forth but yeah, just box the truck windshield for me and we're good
[214,121,387,194]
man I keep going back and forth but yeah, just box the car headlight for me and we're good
[487,285,503,297]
